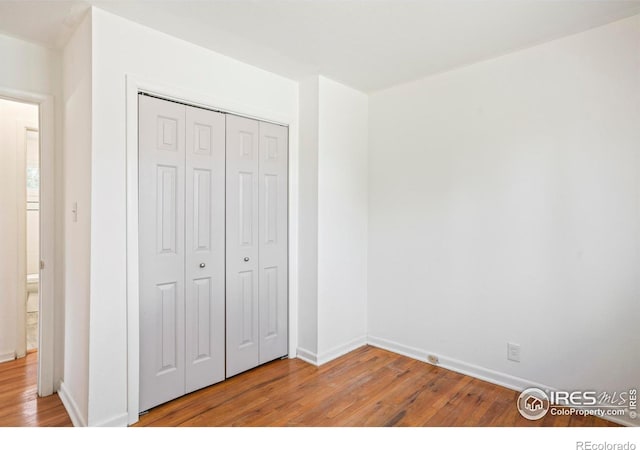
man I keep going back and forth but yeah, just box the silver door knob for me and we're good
[199,263,206,268]
[243,257,250,262]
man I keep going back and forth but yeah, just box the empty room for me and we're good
[0,0,638,446]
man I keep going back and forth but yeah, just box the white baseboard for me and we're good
[367,335,638,427]
[316,336,367,366]
[0,352,15,364]
[91,412,129,427]
[367,335,550,393]
[296,347,318,365]
[57,381,87,427]
[297,336,368,367]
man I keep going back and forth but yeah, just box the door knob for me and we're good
[199,263,206,268]
[244,257,250,262]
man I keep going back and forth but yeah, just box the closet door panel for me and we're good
[139,95,186,412]
[226,114,260,377]
[185,106,226,392]
[258,122,288,364]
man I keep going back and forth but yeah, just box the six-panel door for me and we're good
[185,106,226,394]
[258,121,289,364]
[225,115,289,377]
[140,95,288,409]
[139,95,187,412]
[225,115,261,377]
[139,96,226,412]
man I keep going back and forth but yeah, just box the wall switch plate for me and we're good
[507,342,521,362]
[427,354,439,365]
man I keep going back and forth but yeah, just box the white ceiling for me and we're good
[1,0,639,92]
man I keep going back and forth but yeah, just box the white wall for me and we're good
[88,7,299,426]
[297,76,320,358]
[61,13,92,426]
[296,76,369,364]
[0,34,60,96]
[316,77,368,361]
[0,99,38,361]
[368,14,640,425]
[0,32,64,385]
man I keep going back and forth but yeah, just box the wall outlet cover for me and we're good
[507,342,521,362]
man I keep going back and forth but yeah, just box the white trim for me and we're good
[0,352,15,364]
[92,413,129,427]
[16,120,38,361]
[125,74,299,426]
[296,336,368,366]
[58,382,87,427]
[316,336,367,366]
[295,347,318,366]
[368,335,637,427]
[15,120,34,360]
[367,335,543,392]
[0,88,56,397]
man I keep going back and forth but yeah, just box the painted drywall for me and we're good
[88,7,299,426]
[0,34,59,96]
[0,99,38,361]
[296,76,369,364]
[0,31,65,389]
[61,12,92,426]
[297,76,320,358]
[368,13,640,424]
[316,77,368,360]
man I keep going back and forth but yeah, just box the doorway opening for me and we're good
[0,96,40,375]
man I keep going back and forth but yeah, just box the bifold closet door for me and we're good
[225,115,260,377]
[139,96,186,412]
[257,121,288,364]
[139,95,225,412]
[184,105,226,393]
[226,115,288,377]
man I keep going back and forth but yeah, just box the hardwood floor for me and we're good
[0,346,620,427]
[135,346,618,427]
[0,352,71,426]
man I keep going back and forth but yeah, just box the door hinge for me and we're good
[40,260,45,270]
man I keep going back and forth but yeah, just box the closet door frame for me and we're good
[125,75,296,425]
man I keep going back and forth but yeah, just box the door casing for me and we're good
[0,88,56,397]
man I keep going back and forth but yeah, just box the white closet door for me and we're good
[185,106,225,392]
[139,95,186,412]
[258,122,288,364]
[226,115,260,377]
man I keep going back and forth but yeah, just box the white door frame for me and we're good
[16,120,39,360]
[0,87,56,397]
[125,75,299,425]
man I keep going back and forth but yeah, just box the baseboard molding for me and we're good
[296,347,318,365]
[0,352,15,364]
[91,412,129,427]
[368,335,549,392]
[367,335,638,427]
[297,336,368,367]
[316,336,367,366]
[57,381,87,427]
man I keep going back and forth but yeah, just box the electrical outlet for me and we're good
[507,342,521,362]
[427,354,439,365]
